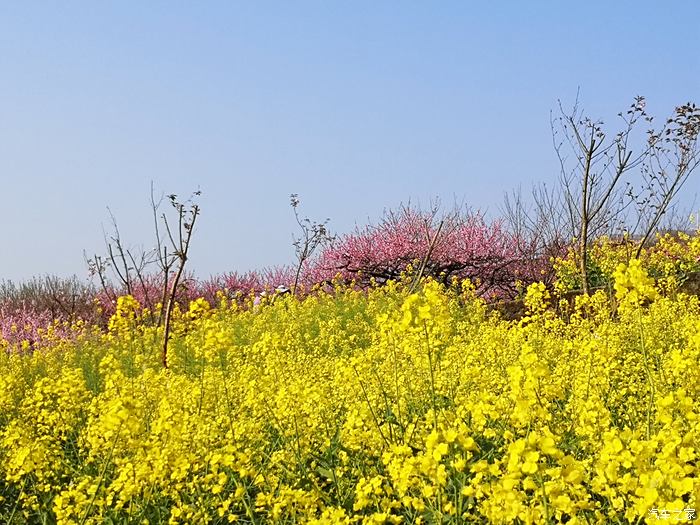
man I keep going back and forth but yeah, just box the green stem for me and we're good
[352,364,389,446]
[79,421,123,525]
[6,477,26,525]
[423,321,443,516]
[424,323,438,430]
[539,474,552,524]
[637,308,655,440]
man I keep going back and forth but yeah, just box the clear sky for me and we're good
[2,2,699,282]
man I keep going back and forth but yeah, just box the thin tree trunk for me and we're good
[161,259,185,369]
[579,135,595,295]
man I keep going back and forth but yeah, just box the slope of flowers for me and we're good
[1,264,699,524]
[0,205,553,350]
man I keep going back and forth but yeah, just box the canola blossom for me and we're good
[1,262,700,523]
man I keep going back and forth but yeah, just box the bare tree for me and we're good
[159,190,201,368]
[502,182,569,282]
[85,252,116,307]
[552,95,651,294]
[507,96,699,295]
[86,209,159,323]
[290,193,334,296]
[86,186,201,368]
[635,102,700,256]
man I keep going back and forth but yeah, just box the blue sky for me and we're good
[1,2,698,282]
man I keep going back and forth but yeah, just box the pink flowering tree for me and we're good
[0,276,97,350]
[306,204,554,299]
[0,306,55,350]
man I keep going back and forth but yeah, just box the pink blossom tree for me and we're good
[305,204,553,299]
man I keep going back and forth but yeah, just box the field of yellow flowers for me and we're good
[2,249,700,523]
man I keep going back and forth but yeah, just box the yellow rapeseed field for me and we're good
[1,246,700,523]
